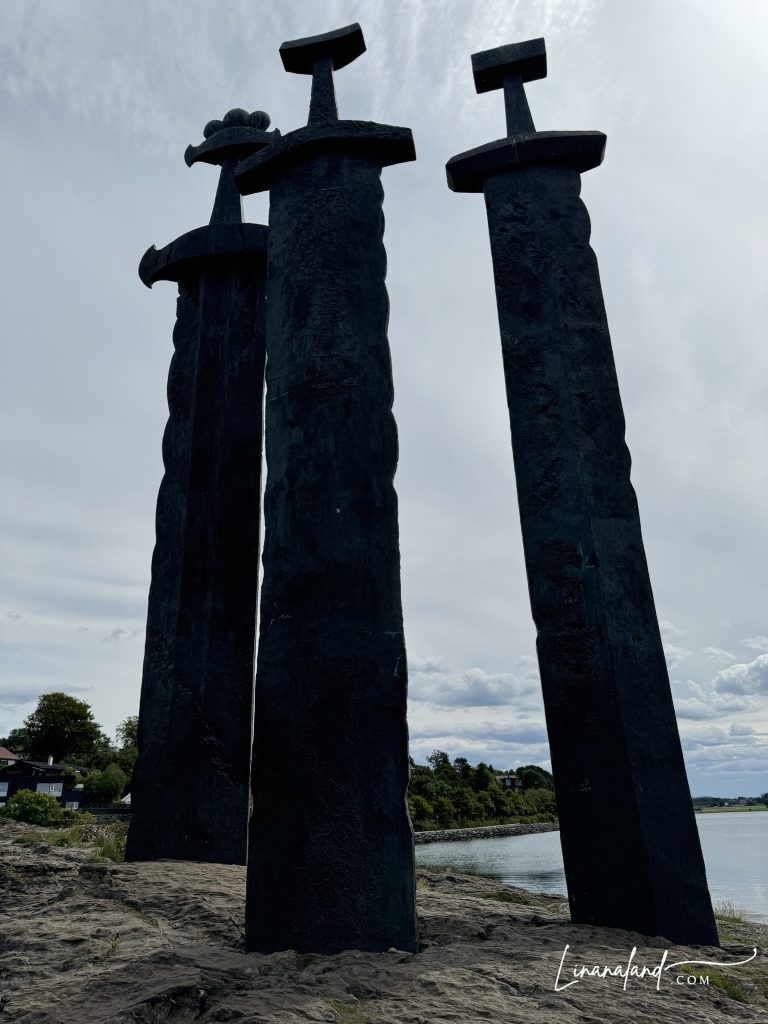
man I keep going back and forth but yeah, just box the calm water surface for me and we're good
[415,810,768,922]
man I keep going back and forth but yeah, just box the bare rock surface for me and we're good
[2,818,766,1022]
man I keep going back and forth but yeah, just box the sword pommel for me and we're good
[471,38,546,135]
[279,23,365,74]
[279,23,366,125]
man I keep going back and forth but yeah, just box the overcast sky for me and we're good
[1,0,766,797]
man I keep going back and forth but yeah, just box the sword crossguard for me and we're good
[471,38,547,136]
[279,23,366,125]
[184,109,277,225]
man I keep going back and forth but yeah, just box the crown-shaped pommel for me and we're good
[183,109,277,224]
[185,109,275,167]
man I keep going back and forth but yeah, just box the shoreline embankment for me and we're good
[414,821,559,844]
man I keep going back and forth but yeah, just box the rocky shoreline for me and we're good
[415,821,559,844]
[2,817,767,1022]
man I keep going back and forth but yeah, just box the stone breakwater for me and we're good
[414,821,559,844]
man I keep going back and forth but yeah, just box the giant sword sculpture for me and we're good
[446,38,718,946]
[235,24,418,954]
[126,109,275,865]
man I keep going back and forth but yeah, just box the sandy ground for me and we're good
[1,817,766,1023]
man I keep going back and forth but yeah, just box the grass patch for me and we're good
[704,971,749,1002]
[14,834,41,846]
[326,999,367,1024]
[89,840,124,863]
[12,820,128,862]
[714,900,746,923]
[48,827,86,847]
[13,828,82,847]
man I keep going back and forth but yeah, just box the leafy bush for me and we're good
[61,766,84,789]
[61,808,98,825]
[85,763,127,803]
[5,789,64,826]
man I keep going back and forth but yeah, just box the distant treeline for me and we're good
[692,795,767,808]
[407,751,557,831]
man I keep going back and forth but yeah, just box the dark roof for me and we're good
[5,759,71,773]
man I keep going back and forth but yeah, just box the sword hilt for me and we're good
[279,23,366,125]
[472,38,547,136]
[185,109,276,224]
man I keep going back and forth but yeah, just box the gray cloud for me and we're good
[411,718,549,747]
[408,658,540,709]
[103,627,141,644]
[0,681,91,711]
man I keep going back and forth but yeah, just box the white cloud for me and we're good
[714,654,768,696]
[702,646,736,664]
[743,637,768,653]
[672,673,760,720]
[663,642,692,668]
[674,695,755,721]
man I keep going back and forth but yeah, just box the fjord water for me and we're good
[415,810,768,922]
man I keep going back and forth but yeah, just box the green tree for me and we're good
[524,787,558,817]
[20,693,109,764]
[516,764,555,791]
[407,794,433,830]
[500,790,525,818]
[431,795,456,827]
[114,715,139,789]
[115,745,137,787]
[61,765,84,789]
[488,785,509,817]
[86,763,127,804]
[470,762,499,793]
[476,791,496,819]
[452,788,481,822]
[408,764,433,799]
[0,726,31,758]
[426,750,454,780]
[116,716,139,748]
[5,789,63,826]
